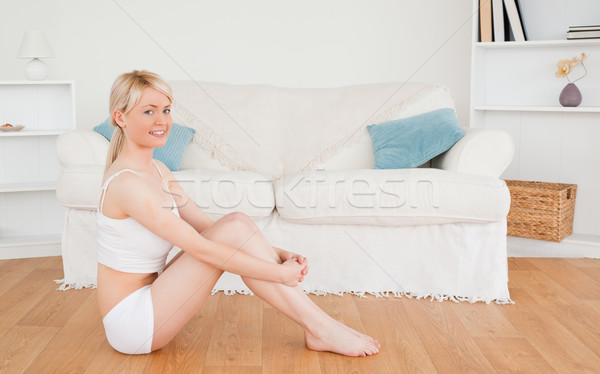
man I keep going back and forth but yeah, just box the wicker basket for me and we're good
[505,180,577,243]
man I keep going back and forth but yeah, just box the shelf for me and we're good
[475,39,600,49]
[0,234,61,248]
[0,182,57,193]
[0,80,75,85]
[473,105,600,113]
[0,81,74,260]
[0,129,71,137]
[472,0,600,256]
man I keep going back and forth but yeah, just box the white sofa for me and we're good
[55,80,514,303]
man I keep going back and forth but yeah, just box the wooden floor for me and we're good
[0,257,599,374]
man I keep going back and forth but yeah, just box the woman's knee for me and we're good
[213,212,276,260]
[222,211,254,225]
[221,212,257,233]
[203,212,257,243]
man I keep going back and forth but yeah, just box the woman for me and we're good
[97,70,380,356]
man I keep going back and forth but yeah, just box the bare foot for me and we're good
[304,324,380,357]
[333,319,379,346]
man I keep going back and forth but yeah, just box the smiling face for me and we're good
[115,86,172,149]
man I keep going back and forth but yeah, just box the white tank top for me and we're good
[96,159,180,273]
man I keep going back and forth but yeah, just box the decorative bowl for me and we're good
[0,125,25,132]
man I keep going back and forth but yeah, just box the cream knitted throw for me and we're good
[170,80,450,178]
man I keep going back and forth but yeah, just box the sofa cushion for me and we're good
[180,141,231,171]
[170,81,456,178]
[173,169,275,218]
[57,166,275,218]
[273,168,510,226]
[367,108,464,169]
[93,118,195,171]
[153,125,196,172]
[93,118,115,141]
[315,85,456,172]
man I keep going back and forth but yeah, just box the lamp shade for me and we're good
[17,31,54,59]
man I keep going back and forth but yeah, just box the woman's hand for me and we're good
[280,258,309,287]
[278,249,307,267]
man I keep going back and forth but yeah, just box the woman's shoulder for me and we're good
[152,159,175,180]
[152,158,167,170]
[102,164,142,186]
[102,168,159,210]
[99,166,148,218]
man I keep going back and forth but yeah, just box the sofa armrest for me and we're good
[56,164,105,209]
[56,129,109,167]
[431,128,514,178]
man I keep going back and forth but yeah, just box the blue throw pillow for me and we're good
[366,108,464,169]
[93,118,196,171]
[93,117,114,140]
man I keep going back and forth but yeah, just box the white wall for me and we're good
[519,0,600,40]
[0,0,473,130]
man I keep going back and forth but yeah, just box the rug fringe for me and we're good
[54,278,97,291]
[212,288,514,305]
[53,279,513,305]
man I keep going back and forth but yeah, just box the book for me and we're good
[479,0,493,42]
[503,0,526,41]
[569,25,600,32]
[567,30,600,39]
[503,3,511,41]
[492,0,505,41]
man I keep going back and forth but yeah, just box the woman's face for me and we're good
[117,86,172,149]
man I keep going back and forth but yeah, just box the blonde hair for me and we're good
[105,70,173,173]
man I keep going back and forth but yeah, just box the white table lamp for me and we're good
[17,31,55,80]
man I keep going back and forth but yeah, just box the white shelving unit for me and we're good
[473,105,600,113]
[471,1,600,257]
[0,81,75,259]
[475,39,600,49]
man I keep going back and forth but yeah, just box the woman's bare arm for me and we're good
[111,171,303,285]
[154,160,214,234]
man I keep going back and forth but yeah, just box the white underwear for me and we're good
[102,285,154,354]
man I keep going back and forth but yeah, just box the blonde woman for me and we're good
[96,70,380,356]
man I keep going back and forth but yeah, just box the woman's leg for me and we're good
[151,212,379,356]
[150,255,222,351]
[231,213,380,357]
[150,211,310,351]
[150,212,251,350]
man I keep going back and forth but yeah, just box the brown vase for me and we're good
[559,83,582,107]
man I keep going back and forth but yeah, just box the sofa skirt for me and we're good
[57,208,511,304]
